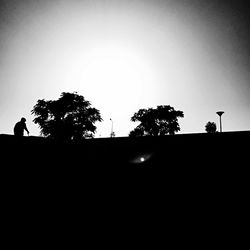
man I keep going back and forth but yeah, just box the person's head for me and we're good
[21,117,26,123]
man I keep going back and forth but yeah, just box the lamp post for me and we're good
[216,111,224,132]
[110,118,114,138]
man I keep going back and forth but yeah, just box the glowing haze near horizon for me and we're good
[0,0,249,137]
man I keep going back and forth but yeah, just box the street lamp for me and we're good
[216,111,224,132]
[110,118,114,138]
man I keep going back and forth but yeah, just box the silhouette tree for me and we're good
[205,121,217,133]
[129,105,184,137]
[31,92,102,141]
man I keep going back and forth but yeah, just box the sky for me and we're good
[0,0,249,137]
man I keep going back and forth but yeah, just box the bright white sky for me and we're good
[0,0,249,137]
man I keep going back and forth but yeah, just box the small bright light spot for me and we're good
[140,157,145,162]
[129,153,153,164]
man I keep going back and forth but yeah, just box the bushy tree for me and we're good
[129,105,184,137]
[31,92,102,141]
[205,121,217,133]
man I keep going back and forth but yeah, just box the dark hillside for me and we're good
[1,131,248,177]
[1,131,248,239]
[1,131,249,195]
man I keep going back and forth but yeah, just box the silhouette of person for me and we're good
[14,117,29,136]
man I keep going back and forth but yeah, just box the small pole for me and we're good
[110,118,113,138]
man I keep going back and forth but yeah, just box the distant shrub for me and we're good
[205,121,217,133]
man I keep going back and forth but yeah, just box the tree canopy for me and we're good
[129,105,184,137]
[31,92,102,141]
[205,121,217,133]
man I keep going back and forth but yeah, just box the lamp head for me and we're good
[216,111,224,117]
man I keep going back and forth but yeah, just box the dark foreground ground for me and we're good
[1,130,248,165]
[0,131,249,245]
[1,131,248,184]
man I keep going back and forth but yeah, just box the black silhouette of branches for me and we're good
[129,105,184,137]
[31,92,102,141]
